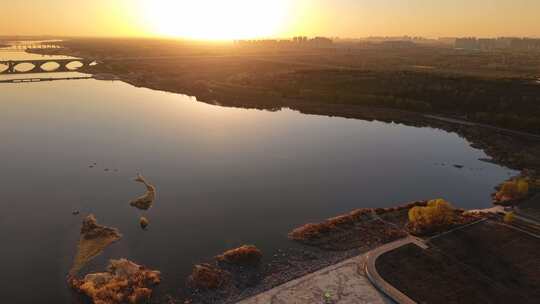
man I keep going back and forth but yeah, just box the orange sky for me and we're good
[1,0,539,39]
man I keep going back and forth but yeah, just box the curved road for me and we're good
[364,237,425,304]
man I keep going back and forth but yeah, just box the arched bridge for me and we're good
[0,59,96,74]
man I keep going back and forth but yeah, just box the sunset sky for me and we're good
[2,0,540,40]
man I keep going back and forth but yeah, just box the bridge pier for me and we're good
[29,63,42,73]
[58,62,70,72]
[8,61,16,73]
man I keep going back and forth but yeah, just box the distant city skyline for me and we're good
[2,0,540,40]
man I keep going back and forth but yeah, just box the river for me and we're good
[0,44,516,303]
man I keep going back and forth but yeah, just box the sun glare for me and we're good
[139,0,289,40]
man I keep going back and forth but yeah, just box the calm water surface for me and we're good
[0,48,516,303]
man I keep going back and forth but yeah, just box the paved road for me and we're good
[238,236,428,304]
[363,237,425,304]
[238,254,392,304]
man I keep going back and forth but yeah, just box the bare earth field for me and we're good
[376,221,540,304]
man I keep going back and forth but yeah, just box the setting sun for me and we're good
[139,0,290,40]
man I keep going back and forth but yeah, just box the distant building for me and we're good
[235,36,333,49]
[455,37,540,51]
[455,38,479,50]
[309,37,333,48]
[478,38,496,50]
[292,36,308,43]
[509,38,540,50]
[438,37,457,45]
[380,40,416,49]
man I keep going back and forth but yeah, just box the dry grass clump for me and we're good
[139,217,149,229]
[70,215,122,275]
[289,209,371,241]
[215,245,262,265]
[289,222,334,241]
[189,264,229,289]
[69,259,161,304]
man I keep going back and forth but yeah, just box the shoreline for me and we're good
[103,70,540,172]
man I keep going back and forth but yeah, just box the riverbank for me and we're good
[173,202,486,304]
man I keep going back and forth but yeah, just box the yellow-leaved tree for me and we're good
[408,199,455,235]
[503,212,515,224]
[496,178,529,203]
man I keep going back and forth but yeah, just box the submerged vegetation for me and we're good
[129,174,156,210]
[67,174,160,302]
[70,215,122,276]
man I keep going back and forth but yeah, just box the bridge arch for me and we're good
[65,60,84,71]
[13,62,36,73]
[40,61,61,72]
